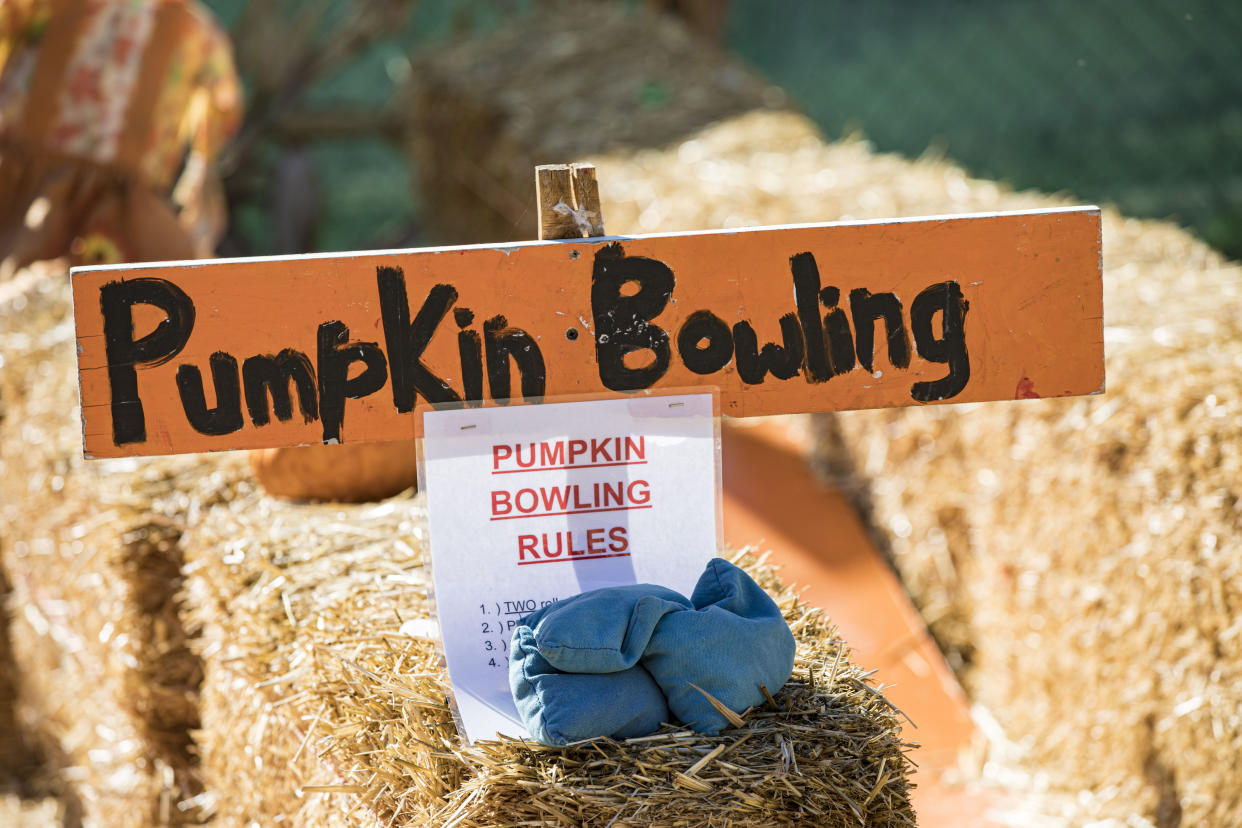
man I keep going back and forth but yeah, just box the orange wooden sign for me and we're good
[72,207,1103,458]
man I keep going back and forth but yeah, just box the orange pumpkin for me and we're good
[249,441,419,503]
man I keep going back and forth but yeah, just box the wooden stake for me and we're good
[536,164,576,240]
[536,163,606,240]
[569,163,606,237]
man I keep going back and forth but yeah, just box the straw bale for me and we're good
[584,110,1242,823]
[574,84,1242,828]
[183,482,915,827]
[576,96,1242,826]
[408,3,789,244]
[8,21,1221,819]
[0,262,246,825]
[0,793,63,827]
[0,565,31,781]
[409,35,1242,815]
[810,215,1242,827]
[590,110,1062,234]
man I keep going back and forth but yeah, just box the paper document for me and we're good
[421,393,720,742]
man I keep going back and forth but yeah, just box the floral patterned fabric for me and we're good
[0,0,241,272]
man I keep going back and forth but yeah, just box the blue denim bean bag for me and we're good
[509,583,691,746]
[642,558,796,733]
[509,560,795,746]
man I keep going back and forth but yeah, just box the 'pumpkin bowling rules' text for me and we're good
[491,435,650,565]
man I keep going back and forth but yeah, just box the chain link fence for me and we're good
[204,0,1242,259]
[731,0,1242,258]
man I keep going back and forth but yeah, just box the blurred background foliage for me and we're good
[201,0,1242,260]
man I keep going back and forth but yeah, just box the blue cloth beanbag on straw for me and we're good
[509,559,795,746]
[642,558,797,733]
[509,584,691,746]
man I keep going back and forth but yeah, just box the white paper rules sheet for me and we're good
[421,393,720,743]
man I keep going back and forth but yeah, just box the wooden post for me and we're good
[536,163,606,239]
[569,163,605,237]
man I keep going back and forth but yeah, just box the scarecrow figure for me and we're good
[0,0,241,277]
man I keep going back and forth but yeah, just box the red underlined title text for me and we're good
[490,435,650,565]
[491,436,646,473]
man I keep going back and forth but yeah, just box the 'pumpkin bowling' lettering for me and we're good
[72,210,1105,457]
[94,248,967,446]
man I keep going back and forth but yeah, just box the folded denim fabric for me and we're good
[642,558,796,733]
[508,563,795,744]
[509,584,692,746]
[517,583,692,674]
[510,626,670,746]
